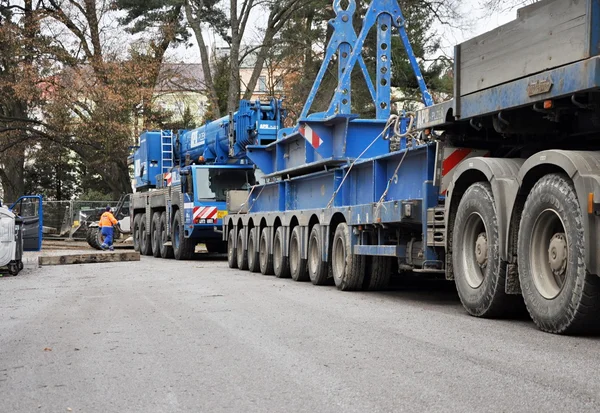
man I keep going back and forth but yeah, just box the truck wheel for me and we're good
[133,214,142,252]
[518,174,600,334]
[259,228,274,275]
[227,228,238,268]
[172,210,195,260]
[86,227,102,250]
[236,229,248,270]
[332,223,365,291]
[453,182,521,318]
[139,213,153,256]
[273,227,290,278]
[159,212,174,259]
[308,225,330,285]
[151,212,161,258]
[289,226,308,281]
[247,229,260,273]
[364,256,391,291]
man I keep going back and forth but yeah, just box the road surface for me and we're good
[1,254,599,412]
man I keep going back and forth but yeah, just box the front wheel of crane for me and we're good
[133,214,142,252]
[151,212,161,258]
[236,229,248,270]
[289,226,308,282]
[227,228,238,269]
[332,223,365,291]
[273,227,290,278]
[518,174,600,334]
[247,229,260,273]
[139,214,152,256]
[159,212,174,259]
[172,210,194,260]
[259,228,274,275]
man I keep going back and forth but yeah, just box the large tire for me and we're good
[159,212,174,259]
[452,182,521,318]
[227,228,238,269]
[308,225,330,285]
[133,214,142,252]
[273,226,290,278]
[86,226,102,250]
[172,210,195,260]
[151,212,161,258]
[259,228,274,275]
[139,213,152,256]
[332,223,365,291]
[236,229,248,270]
[364,256,391,291]
[247,229,260,273]
[289,226,308,281]
[518,174,600,334]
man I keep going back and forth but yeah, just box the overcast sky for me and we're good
[171,0,517,63]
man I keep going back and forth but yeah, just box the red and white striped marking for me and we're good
[165,173,172,186]
[299,124,323,149]
[441,148,490,195]
[193,206,218,223]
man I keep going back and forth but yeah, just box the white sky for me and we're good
[170,0,518,63]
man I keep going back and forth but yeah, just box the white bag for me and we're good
[0,206,16,267]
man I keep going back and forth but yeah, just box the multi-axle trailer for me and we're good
[224,0,600,334]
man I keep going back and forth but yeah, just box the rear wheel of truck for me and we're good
[151,212,161,258]
[172,210,194,260]
[453,182,521,318]
[308,225,330,285]
[227,228,238,269]
[236,229,248,270]
[159,212,174,259]
[139,213,152,256]
[259,228,274,275]
[273,227,290,278]
[289,226,308,281]
[332,223,365,291]
[247,229,260,273]
[133,214,142,252]
[518,174,600,334]
[364,256,392,291]
[86,226,103,250]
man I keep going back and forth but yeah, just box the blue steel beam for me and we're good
[327,0,435,119]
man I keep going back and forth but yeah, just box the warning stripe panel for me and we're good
[440,148,490,195]
[193,207,218,223]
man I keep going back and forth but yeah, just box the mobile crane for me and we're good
[130,99,285,260]
[225,0,600,334]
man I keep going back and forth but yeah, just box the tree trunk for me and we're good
[184,0,221,119]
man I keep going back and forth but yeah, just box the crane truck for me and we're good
[224,0,600,335]
[130,99,285,260]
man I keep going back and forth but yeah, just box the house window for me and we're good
[258,76,267,93]
[275,78,284,92]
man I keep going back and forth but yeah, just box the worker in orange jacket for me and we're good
[99,206,118,251]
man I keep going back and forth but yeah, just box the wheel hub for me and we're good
[475,232,488,267]
[548,233,568,277]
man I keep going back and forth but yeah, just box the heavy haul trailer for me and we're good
[130,99,284,260]
[224,0,600,334]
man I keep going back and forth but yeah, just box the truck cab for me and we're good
[181,165,257,241]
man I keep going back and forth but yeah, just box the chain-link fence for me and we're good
[42,200,121,240]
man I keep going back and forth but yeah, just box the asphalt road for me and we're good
[1,254,600,412]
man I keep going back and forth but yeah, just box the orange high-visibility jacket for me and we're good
[99,211,118,227]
